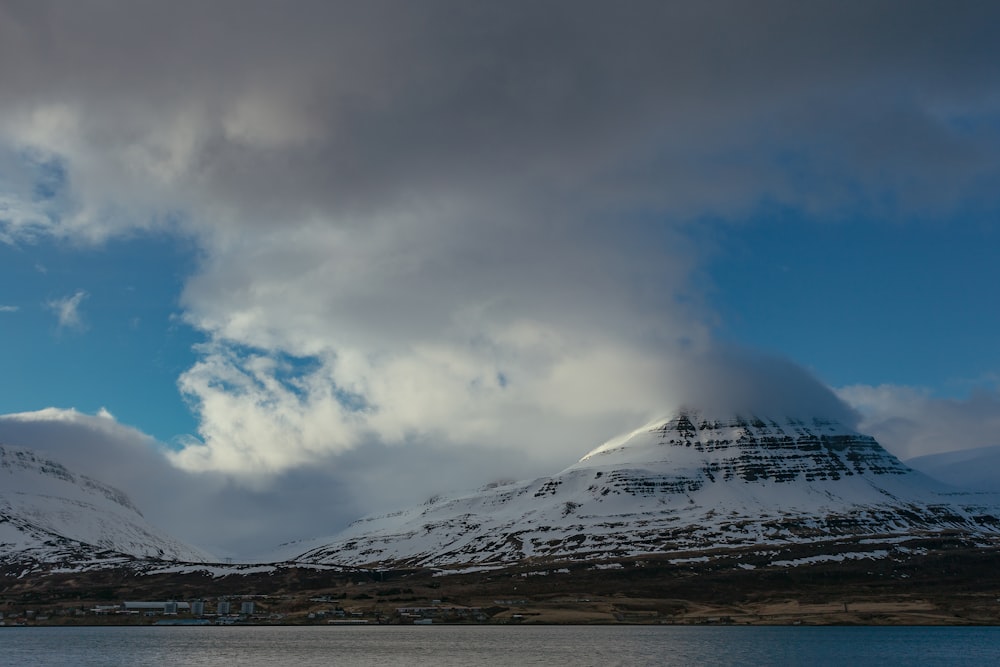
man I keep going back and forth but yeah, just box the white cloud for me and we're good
[172,335,661,476]
[172,329,857,479]
[837,384,1000,459]
[45,289,88,330]
[163,197,711,476]
[0,304,18,312]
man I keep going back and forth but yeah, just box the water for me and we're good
[1,625,998,666]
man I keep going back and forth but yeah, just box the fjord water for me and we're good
[3,626,999,666]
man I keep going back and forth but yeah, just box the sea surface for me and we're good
[1,625,998,666]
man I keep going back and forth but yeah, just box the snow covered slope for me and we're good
[292,412,1000,568]
[0,445,211,568]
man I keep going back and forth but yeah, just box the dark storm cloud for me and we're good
[2,0,998,232]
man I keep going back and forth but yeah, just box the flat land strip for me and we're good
[4,538,1000,626]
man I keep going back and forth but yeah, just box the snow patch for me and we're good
[769,550,890,568]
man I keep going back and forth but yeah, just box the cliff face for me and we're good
[292,413,1000,568]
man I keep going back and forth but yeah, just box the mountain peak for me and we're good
[576,411,871,470]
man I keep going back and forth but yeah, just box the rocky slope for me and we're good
[291,412,1000,568]
[0,445,211,570]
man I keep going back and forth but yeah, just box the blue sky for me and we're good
[706,217,1000,393]
[2,1,1000,553]
[0,235,201,442]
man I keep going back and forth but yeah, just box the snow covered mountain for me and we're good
[292,412,1000,568]
[906,445,1000,493]
[0,445,211,569]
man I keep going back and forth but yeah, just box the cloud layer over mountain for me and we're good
[2,2,1000,546]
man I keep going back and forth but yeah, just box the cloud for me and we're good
[45,289,88,330]
[0,1,996,244]
[837,384,1000,459]
[171,335,857,477]
[1,3,999,488]
[0,304,18,312]
[663,347,859,426]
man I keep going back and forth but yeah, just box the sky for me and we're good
[2,1,1000,557]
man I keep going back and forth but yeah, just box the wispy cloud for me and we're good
[46,290,89,331]
[0,304,18,313]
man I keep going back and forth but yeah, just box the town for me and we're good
[0,592,499,626]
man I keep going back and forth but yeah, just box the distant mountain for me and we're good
[0,445,211,570]
[291,412,1000,568]
[906,445,1000,493]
